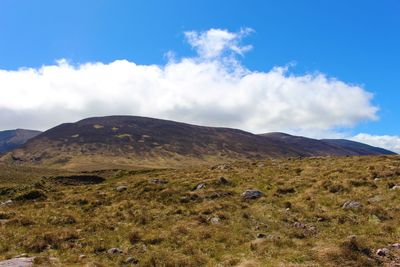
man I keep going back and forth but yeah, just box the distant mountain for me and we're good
[1,116,395,169]
[0,129,42,153]
[321,139,396,155]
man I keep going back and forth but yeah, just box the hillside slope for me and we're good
[0,129,41,153]
[1,116,395,169]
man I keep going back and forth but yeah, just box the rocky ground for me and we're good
[1,155,400,266]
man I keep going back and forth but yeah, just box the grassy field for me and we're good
[1,155,400,266]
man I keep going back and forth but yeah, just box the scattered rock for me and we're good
[241,190,264,200]
[293,222,306,229]
[392,243,400,249]
[391,185,400,190]
[192,183,206,191]
[210,217,220,224]
[342,200,362,210]
[256,233,267,239]
[79,255,86,260]
[376,248,389,256]
[125,257,139,264]
[1,200,13,206]
[107,248,123,254]
[150,178,168,185]
[116,186,127,192]
[218,176,230,185]
[0,257,35,267]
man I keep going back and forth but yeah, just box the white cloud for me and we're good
[0,28,379,135]
[352,134,400,153]
[184,28,253,59]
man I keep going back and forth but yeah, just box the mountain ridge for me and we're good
[1,116,395,169]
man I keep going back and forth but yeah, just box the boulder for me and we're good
[0,257,35,267]
[376,248,389,256]
[342,200,362,210]
[242,190,263,200]
[107,248,123,254]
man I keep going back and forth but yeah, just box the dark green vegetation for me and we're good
[1,155,400,266]
[1,116,395,170]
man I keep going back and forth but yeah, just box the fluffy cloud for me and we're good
[352,134,400,153]
[0,28,378,134]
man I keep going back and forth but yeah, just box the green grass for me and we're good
[0,156,400,266]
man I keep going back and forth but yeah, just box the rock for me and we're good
[125,257,139,264]
[1,200,13,206]
[256,233,267,239]
[376,248,389,256]
[241,190,264,200]
[107,248,123,254]
[293,222,306,229]
[16,254,28,258]
[150,178,168,185]
[116,186,127,192]
[79,254,86,260]
[392,243,400,249]
[192,183,206,191]
[391,185,400,190]
[210,217,220,224]
[218,176,230,185]
[0,257,35,267]
[342,200,362,210]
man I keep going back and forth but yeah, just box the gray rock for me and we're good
[1,200,13,206]
[256,233,267,238]
[107,247,123,254]
[116,186,127,192]
[342,200,362,209]
[241,189,264,200]
[193,183,206,191]
[0,257,35,267]
[125,257,139,264]
[150,178,168,185]
[391,185,400,190]
[210,217,220,224]
[376,248,389,256]
[293,222,306,229]
[392,243,400,249]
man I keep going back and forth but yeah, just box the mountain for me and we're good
[1,116,395,169]
[0,129,42,153]
[261,132,396,156]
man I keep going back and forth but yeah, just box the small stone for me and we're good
[79,254,86,260]
[210,217,220,224]
[256,233,267,239]
[293,222,306,229]
[193,183,206,191]
[376,248,389,256]
[391,185,400,190]
[116,186,127,192]
[107,248,123,254]
[218,176,230,185]
[0,257,35,267]
[392,243,400,249]
[1,200,13,206]
[342,200,362,210]
[241,190,264,200]
[125,257,139,264]
[150,178,168,185]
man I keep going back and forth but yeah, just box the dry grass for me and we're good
[0,155,400,266]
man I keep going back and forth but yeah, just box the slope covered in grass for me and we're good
[1,156,400,266]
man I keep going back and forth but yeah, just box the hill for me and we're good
[0,129,41,153]
[261,132,395,156]
[1,116,395,169]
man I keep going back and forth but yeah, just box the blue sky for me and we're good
[0,0,399,151]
